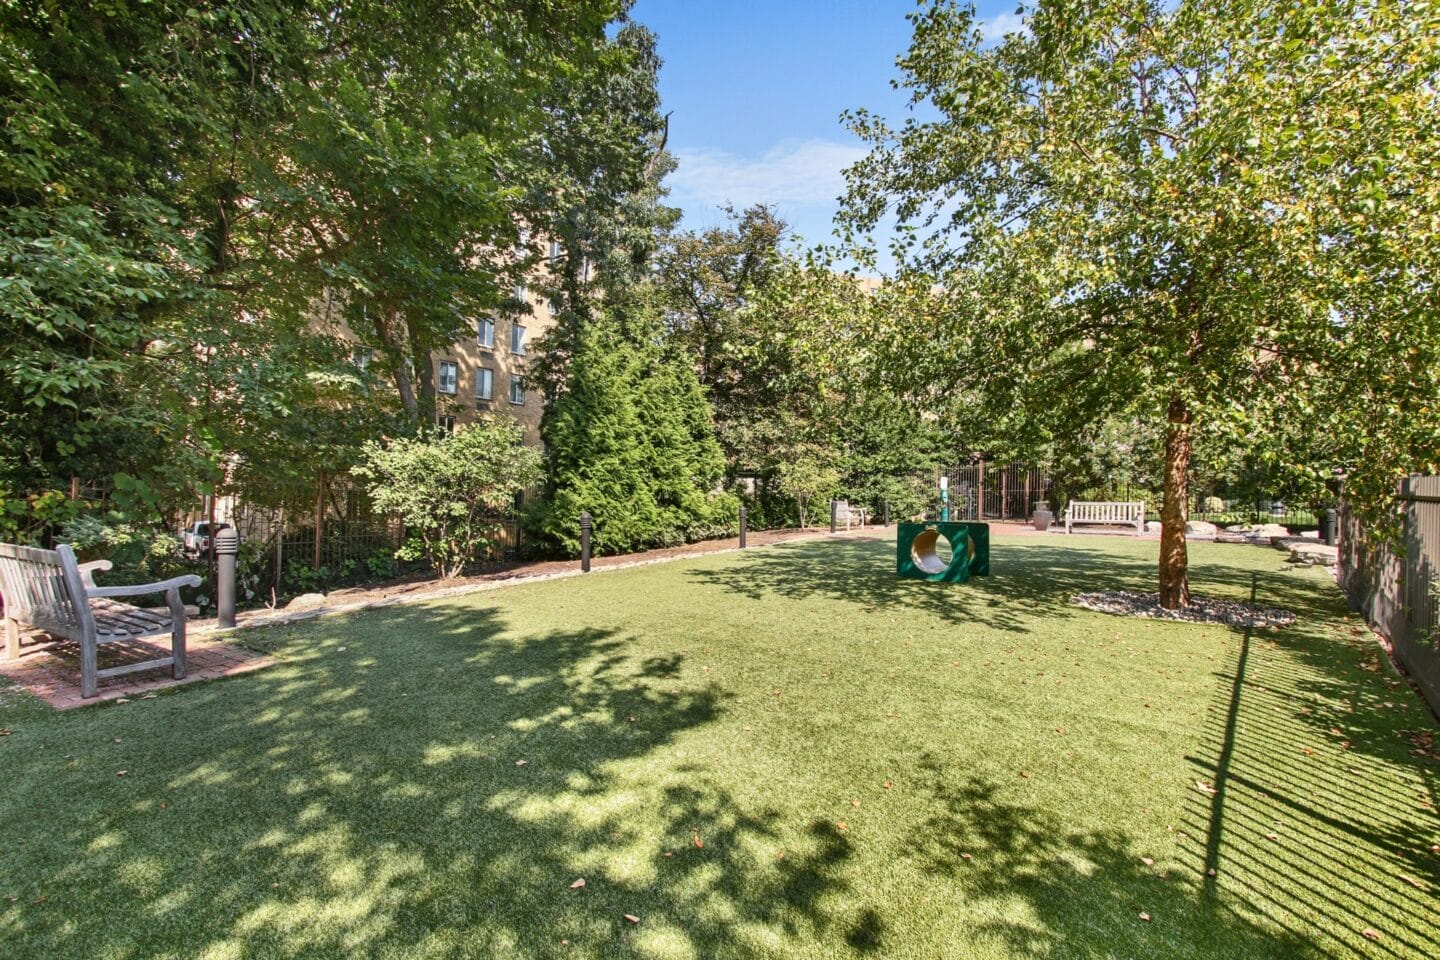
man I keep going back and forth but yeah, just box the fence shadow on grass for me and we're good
[906,752,1316,959]
[1178,578,1440,959]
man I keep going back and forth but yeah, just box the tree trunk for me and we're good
[1159,395,1193,609]
[373,306,419,420]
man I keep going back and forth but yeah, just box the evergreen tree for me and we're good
[532,313,734,556]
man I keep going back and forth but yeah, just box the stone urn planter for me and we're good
[1032,507,1054,531]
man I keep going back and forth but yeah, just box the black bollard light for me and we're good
[739,505,748,548]
[580,512,592,573]
[215,527,239,629]
[881,501,890,527]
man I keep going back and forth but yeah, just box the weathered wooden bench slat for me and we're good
[0,542,201,698]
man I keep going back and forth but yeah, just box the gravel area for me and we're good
[1072,590,1297,629]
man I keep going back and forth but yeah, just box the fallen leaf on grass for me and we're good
[1266,832,1280,841]
[836,822,849,831]
[0,728,11,736]
[1019,771,1031,779]
[624,914,641,924]
[1362,929,1381,941]
[1398,874,1425,891]
[961,853,972,860]
[1195,781,1217,796]
[569,878,586,889]
[692,831,703,849]
[116,770,127,777]
[1140,857,1155,866]
[851,799,861,808]
[1138,912,1151,922]
[515,759,527,767]
[883,781,892,790]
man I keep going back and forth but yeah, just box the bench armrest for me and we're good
[87,575,203,600]
[77,559,113,589]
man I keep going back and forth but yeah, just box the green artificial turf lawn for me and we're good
[1,533,1437,960]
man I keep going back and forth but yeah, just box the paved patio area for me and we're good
[0,632,274,709]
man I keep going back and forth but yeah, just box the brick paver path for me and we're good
[0,633,274,709]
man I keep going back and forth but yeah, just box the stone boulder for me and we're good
[1185,520,1219,537]
[1276,538,1338,567]
[1226,522,1291,540]
[286,592,328,610]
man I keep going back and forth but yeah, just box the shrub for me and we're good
[776,447,841,529]
[354,417,542,578]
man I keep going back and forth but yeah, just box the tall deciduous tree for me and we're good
[841,0,1440,607]
[1,0,643,522]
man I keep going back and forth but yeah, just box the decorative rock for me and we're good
[1145,521,1163,534]
[1274,538,1338,567]
[1073,591,1296,629]
[286,592,328,610]
[1185,520,1218,537]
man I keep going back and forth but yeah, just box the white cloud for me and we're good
[977,11,1028,42]
[669,139,869,211]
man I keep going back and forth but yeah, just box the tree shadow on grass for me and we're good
[0,602,885,959]
[687,538,1167,632]
[686,537,1337,633]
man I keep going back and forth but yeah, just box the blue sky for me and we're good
[628,1,1025,264]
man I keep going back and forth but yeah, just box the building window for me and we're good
[477,317,495,349]
[515,226,530,254]
[509,375,525,405]
[438,360,458,395]
[510,323,527,356]
[476,367,493,402]
[436,414,456,433]
[352,347,372,370]
[549,239,563,261]
[513,283,527,304]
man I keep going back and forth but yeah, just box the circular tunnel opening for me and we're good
[911,529,954,575]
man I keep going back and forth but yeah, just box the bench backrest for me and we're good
[0,542,92,640]
[1067,501,1145,522]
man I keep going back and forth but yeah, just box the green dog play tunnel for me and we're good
[896,522,990,582]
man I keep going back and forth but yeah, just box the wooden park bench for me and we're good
[832,499,867,531]
[1064,500,1147,536]
[0,543,201,698]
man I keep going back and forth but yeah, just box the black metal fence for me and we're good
[936,463,1322,531]
[944,462,1052,520]
[231,471,522,596]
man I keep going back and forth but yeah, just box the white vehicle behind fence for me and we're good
[181,521,230,557]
